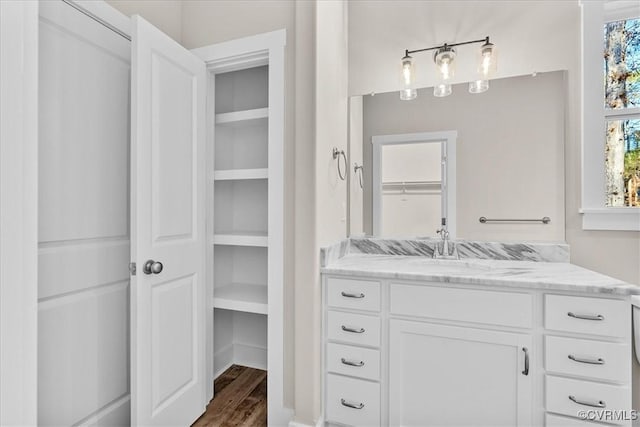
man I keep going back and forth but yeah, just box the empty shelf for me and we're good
[213,232,268,247]
[215,108,268,126]
[213,168,268,181]
[213,283,268,315]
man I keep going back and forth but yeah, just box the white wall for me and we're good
[363,72,566,242]
[350,0,640,285]
[348,0,578,96]
[106,0,181,43]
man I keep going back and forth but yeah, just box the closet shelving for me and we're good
[209,64,273,374]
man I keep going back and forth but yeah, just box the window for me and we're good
[582,1,640,230]
[604,17,640,207]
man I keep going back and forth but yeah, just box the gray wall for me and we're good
[362,71,566,242]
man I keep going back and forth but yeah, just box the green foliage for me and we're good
[625,148,640,179]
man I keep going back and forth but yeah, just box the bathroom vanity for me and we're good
[321,238,639,426]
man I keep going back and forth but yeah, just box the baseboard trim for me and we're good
[289,416,323,427]
[76,394,130,426]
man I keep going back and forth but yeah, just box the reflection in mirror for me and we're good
[371,132,456,238]
[348,71,566,242]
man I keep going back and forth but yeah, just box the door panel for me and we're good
[37,2,131,425]
[389,320,532,427]
[131,15,207,426]
[151,52,196,242]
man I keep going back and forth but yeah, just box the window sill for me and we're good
[580,208,640,231]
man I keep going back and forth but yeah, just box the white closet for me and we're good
[211,67,270,369]
[31,1,288,425]
[192,33,288,424]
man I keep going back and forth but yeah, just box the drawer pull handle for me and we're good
[341,291,365,298]
[569,395,606,408]
[341,358,365,367]
[341,325,365,334]
[568,354,605,365]
[522,347,529,376]
[341,398,364,410]
[567,312,604,321]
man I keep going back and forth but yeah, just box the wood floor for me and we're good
[192,365,267,427]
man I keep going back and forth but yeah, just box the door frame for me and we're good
[191,29,291,426]
[0,2,39,424]
[371,131,457,237]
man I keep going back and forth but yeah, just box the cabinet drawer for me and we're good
[390,283,532,328]
[327,277,381,312]
[546,413,607,426]
[327,342,380,381]
[546,376,631,426]
[545,336,630,382]
[326,374,380,426]
[327,311,380,347]
[545,295,628,338]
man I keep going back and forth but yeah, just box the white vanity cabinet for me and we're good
[389,320,532,426]
[322,274,635,427]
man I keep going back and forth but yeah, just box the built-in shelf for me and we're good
[213,231,268,247]
[215,107,268,126]
[213,283,268,315]
[213,168,268,181]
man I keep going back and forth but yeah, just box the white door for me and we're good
[131,15,207,426]
[389,320,533,426]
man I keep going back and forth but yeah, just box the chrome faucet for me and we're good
[433,219,458,259]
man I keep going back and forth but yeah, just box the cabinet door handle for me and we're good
[341,398,364,409]
[569,395,606,408]
[341,291,365,298]
[568,354,605,365]
[341,358,365,367]
[567,312,604,321]
[522,347,529,376]
[341,325,365,333]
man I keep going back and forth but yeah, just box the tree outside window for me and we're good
[604,17,640,207]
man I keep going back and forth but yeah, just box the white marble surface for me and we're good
[321,254,639,296]
[320,238,570,265]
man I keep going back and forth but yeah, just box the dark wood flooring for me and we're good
[192,365,267,427]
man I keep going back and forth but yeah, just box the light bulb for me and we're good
[477,41,497,78]
[434,47,456,81]
[400,54,417,101]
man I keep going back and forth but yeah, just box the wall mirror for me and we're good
[348,70,567,242]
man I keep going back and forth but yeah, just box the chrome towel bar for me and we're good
[479,216,550,224]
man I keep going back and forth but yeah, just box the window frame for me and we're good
[581,0,640,230]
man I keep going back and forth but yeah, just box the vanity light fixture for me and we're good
[400,36,497,99]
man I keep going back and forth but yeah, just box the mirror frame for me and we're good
[371,131,457,237]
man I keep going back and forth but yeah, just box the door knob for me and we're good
[143,260,163,275]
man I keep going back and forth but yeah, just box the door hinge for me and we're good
[129,262,136,276]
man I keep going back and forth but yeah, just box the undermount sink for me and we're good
[407,258,492,275]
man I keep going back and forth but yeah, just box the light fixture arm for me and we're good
[405,36,490,56]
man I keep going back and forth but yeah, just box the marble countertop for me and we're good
[321,254,639,296]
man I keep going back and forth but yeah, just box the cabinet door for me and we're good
[389,320,532,427]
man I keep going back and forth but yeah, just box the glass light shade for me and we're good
[400,54,417,100]
[400,88,417,101]
[477,42,497,78]
[401,55,415,86]
[433,83,452,97]
[434,47,456,80]
[469,79,489,94]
